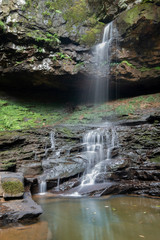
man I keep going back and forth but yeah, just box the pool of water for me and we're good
[0,195,160,240]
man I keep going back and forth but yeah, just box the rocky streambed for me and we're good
[0,109,160,225]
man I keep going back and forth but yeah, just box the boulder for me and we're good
[0,172,24,199]
[0,192,43,225]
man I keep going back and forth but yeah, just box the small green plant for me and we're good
[121,60,135,68]
[52,52,72,61]
[75,62,85,71]
[45,1,52,8]
[38,47,44,53]
[52,56,57,61]
[15,61,24,65]
[25,0,32,8]
[43,11,50,17]
[55,10,62,14]
[35,32,60,45]
[2,181,24,195]
[57,52,66,59]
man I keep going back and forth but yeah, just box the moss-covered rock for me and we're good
[2,181,24,195]
[0,172,24,198]
[117,2,160,35]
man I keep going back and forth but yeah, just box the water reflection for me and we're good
[0,196,160,240]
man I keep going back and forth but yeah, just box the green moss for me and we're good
[123,4,140,25]
[121,60,135,68]
[45,1,52,8]
[26,30,60,45]
[64,93,160,124]
[52,52,72,61]
[1,91,159,130]
[20,0,105,46]
[149,156,160,163]
[47,19,52,27]
[154,66,160,70]
[58,127,74,138]
[0,20,5,31]
[63,0,88,26]
[123,2,159,26]
[120,60,160,72]
[16,61,24,65]
[80,22,105,46]
[1,161,16,170]
[0,98,68,131]
[42,11,50,17]
[2,181,24,195]
[142,0,153,3]
[25,0,32,8]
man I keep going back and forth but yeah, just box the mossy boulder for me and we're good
[117,2,160,36]
[0,172,24,199]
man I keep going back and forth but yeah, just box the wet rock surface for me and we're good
[0,192,43,226]
[0,111,160,197]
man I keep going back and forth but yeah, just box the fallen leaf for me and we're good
[139,235,145,238]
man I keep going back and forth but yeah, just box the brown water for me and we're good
[0,195,160,240]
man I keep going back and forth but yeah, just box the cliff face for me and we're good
[0,0,102,92]
[0,0,160,97]
[112,1,160,96]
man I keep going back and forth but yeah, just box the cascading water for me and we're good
[37,22,119,195]
[94,22,114,103]
[38,131,56,194]
[81,126,118,187]
[39,180,47,195]
[50,131,55,150]
[79,22,118,188]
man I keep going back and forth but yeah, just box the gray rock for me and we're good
[41,154,86,181]
[0,193,42,224]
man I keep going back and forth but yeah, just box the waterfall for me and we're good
[93,22,114,103]
[81,126,118,186]
[50,131,55,150]
[78,23,119,187]
[39,180,47,194]
[38,131,56,194]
